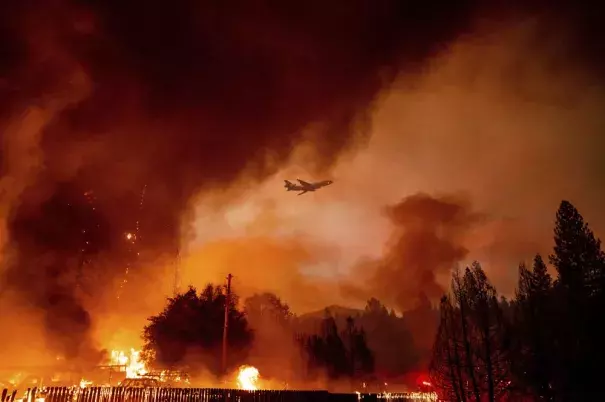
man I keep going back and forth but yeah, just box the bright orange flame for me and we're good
[79,378,93,388]
[236,365,260,391]
[110,349,148,378]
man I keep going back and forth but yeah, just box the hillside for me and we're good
[298,305,364,320]
[295,305,365,334]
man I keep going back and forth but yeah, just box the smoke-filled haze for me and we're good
[0,1,604,368]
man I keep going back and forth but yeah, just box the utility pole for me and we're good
[222,273,233,376]
[173,251,181,296]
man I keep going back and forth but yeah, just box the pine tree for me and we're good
[322,315,349,379]
[341,317,374,380]
[463,263,511,401]
[302,315,350,381]
[352,327,374,376]
[431,264,512,401]
[431,200,605,400]
[452,268,481,402]
[549,200,605,298]
[243,293,297,380]
[548,200,605,398]
[360,298,417,376]
[512,255,554,400]
[530,255,552,293]
[430,296,467,402]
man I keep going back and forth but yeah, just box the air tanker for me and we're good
[284,179,333,195]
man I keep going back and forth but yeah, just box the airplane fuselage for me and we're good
[284,179,333,195]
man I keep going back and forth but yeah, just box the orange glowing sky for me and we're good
[1,7,604,362]
[178,21,605,314]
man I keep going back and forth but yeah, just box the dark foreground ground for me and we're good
[1,387,438,402]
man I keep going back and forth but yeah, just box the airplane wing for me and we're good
[297,179,312,186]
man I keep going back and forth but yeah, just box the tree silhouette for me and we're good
[244,292,298,380]
[430,263,512,401]
[548,200,605,398]
[342,316,374,379]
[550,200,605,296]
[511,255,555,399]
[245,292,294,327]
[429,295,466,402]
[466,264,512,400]
[318,314,349,379]
[360,298,418,376]
[300,313,374,387]
[430,200,605,401]
[401,293,439,368]
[141,284,252,376]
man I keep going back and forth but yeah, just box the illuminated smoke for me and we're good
[0,0,484,362]
[0,1,602,365]
[342,193,480,311]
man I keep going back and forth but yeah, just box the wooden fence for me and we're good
[1,388,437,402]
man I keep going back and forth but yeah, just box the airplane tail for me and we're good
[284,180,295,190]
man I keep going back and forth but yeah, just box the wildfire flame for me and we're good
[110,348,148,378]
[236,365,260,391]
[79,379,93,388]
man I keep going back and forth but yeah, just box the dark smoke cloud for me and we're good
[0,0,483,362]
[0,0,602,363]
[342,193,481,311]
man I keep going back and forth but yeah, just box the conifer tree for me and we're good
[550,200,605,297]
[512,255,554,400]
[431,264,512,401]
[430,295,467,402]
[548,200,605,398]
[463,263,511,401]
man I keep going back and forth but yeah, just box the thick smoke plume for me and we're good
[1,0,603,369]
[342,193,480,311]
[179,4,605,316]
[0,0,484,364]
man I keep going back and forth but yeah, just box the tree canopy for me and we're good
[300,314,374,385]
[142,284,253,376]
[361,298,419,375]
[245,292,294,328]
[431,200,605,401]
[243,292,299,381]
[430,263,511,401]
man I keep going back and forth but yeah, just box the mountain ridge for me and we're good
[297,304,365,320]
